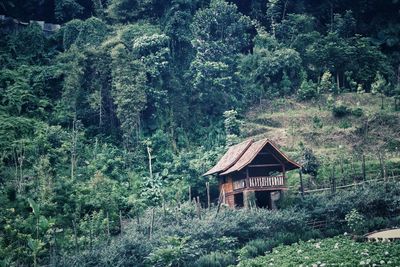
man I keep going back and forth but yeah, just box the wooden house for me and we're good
[204,138,301,209]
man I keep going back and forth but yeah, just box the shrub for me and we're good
[238,239,277,260]
[345,209,366,235]
[312,116,323,129]
[351,107,363,117]
[194,252,236,267]
[332,103,351,118]
[339,119,352,129]
[365,217,390,232]
[297,80,318,100]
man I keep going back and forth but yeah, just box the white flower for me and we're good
[305,256,310,260]
[321,264,326,267]
[380,260,385,264]
[372,264,377,267]
[344,232,348,236]
[359,260,365,265]
[388,261,392,264]
[384,251,389,255]
[269,263,273,266]
[312,264,318,267]
[334,243,339,249]
[315,242,321,249]
[366,259,371,264]
[297,249,302,254]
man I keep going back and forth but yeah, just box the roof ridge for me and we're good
[202,138,254,176]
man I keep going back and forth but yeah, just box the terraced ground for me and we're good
[243,93,400,155]
[241,93,400,186]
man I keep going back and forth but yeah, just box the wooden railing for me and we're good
[249,175,284,188]
[232,175,285,191]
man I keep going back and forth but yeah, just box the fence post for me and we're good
[350,156,355,182]
[206,182,211,209]
[196,196,202,220]
[362,154,366,181]
[299,168,304,198]
[378,152,386,181]
[340,157,345,185]
[331,164,336,194]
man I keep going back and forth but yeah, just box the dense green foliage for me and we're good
[1,0,400,266]
[59,182,400,266]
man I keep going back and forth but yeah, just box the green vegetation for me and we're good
[57,182,400,266]
[1,0,400,266]
[238,236,400,266]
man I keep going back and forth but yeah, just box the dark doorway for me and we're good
[255,191,271,209]
[234,193,244,208]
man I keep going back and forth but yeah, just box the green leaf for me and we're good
[28,198,40,216]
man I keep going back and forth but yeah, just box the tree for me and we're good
[239,32,302,101]
[189,0,253,117]
[55,0,84,22]
[55,46,87,125]
[223,110,241,146]
[371,72,387,109]
[106,0,167,23]
[110,44,147,147]
[319,70,334,94]
[297,79,317,100]
[331,10,356,38]
[301,147,320,186]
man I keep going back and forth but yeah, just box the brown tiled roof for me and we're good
[203,139,253,176]
[204,138,301,176]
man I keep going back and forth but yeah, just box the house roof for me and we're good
[203,139,253,176]
[203,138,301,176]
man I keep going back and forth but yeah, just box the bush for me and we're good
[365,217,390,232]
[312,116,323,129]
[345,209,366,235]
[332,103,351,118]
[238,239,277,260]
[339,119,352,129]
[195,252,236,267]
[61,182,400,266]
[297,80,318,100]
[351,107,364,117]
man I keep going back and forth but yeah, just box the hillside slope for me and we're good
[241,93,400,186]
[243,93,400,156]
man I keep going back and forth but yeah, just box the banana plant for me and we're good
[27,198,48,266]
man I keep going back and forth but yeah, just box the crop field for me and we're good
[238,236,400,266]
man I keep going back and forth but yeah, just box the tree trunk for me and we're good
[146,145,153,180]
[336,72,340,92]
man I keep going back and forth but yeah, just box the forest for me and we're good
[1,0,400,266]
